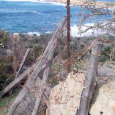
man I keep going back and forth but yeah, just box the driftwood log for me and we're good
[76,41,103,115]
[7,17,67,115]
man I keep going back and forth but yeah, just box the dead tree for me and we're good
[7,17,67,115]
[76,41,103,115]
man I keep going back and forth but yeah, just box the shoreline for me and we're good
[49,0,115,9]
[3,0,115,9]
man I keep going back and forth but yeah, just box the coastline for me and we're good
[49,0,115,9]
[2,0,115,9]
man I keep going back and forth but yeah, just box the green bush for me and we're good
[100,45,112,62]
[53,49,59,58]
[22,37,27,41]
[1,35,7,48]
[33,45,43,57]
[39,34,45,40]
[111,49,115,61]
[103,35,115,41]
[102,45,111,52]
[28,44,33,48]
[0,32,3,38]
[30,37,39,43]
[45,33,52,38]
[71,42,78,51]
[0,61,14,91]
[61,47,68,60]
[20,34,27,41]
[33,45,43,52]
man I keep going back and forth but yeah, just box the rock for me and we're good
[98,63,115,80]
[49,72,85,115]
[98,64,115,76]
[90,81,115,115]
[49,72,115,115]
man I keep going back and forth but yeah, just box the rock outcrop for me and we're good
[49,72,115,115]
[49,72,85,115]
[90,80,115,115]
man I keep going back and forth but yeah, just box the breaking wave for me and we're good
[70,22,115,37]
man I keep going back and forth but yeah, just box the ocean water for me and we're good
[0,1,113,37]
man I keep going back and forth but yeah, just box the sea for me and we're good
[0,0,114,37]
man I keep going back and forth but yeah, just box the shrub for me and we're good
[53,49,59,58]
[111,49,115,61]
[22,37,27,41]
[0,60,14,91]
[45,33,52,38]
[30,37,39,43]
[100,45,112,62]
[33,45,43,52]
[39,34,45,40]
[33,45,43,57]
[61,47,68,60]
[1,35,7,48]
[24,54,35,66]
[20,34,27,41]
[28,44,33,48]
[0,32,3,38]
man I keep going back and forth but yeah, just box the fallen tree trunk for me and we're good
[7,17,67,115]
[76,41,103,115]
[0,63,36,97]
[32,67,49,115]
